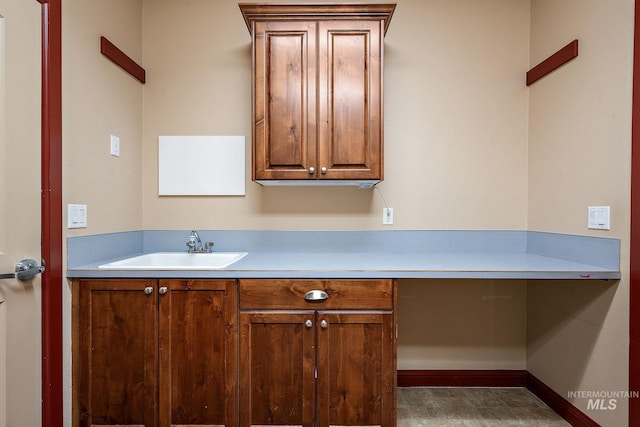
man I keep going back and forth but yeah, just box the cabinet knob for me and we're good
[144,286,153,295]
[320,320,328,329]
[159,286,168,295]
[305,319,313,328]
[321,167,327,174]
[309,167,315,174]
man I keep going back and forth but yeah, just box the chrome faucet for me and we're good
[186,230,214,253]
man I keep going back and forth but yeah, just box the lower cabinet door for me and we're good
[74,279,158,427]
[159,279,237,427]
[239,311,316,427]
[316,311,396,427]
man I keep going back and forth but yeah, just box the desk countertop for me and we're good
[66,230,621,280]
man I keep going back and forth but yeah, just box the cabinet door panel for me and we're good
[159,279,237,427]
[254,21,317,180]
[75,280,157,427]
[318,21,383,180]
[316,311,395,427]
[239,311,315,427]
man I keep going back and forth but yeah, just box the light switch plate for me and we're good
[110,134,120,157]
[588,206,610,230]
[68,204,87,228]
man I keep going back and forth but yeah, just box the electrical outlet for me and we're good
[383,207,394,225]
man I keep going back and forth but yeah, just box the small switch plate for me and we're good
[588,206,610,230]
[383,207,394,225]
[110,134,120,157]
[68,204,87,228]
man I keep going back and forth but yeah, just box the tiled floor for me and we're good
[397,387,570,426]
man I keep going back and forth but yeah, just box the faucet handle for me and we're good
[204,242,214,252]
[187,231,197,252]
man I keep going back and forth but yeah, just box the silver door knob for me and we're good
[309,167,315,174]
[0,259,45,281]
[321,167,327,174]
[159,286,168,295]
[305,319,313,328]
[144,286,153,295]
[320,320,328,329]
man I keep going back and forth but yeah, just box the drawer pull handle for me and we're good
[305,319,312,328]
[144,286,153,295]
[304,290,328,302]
[320,320,328,329]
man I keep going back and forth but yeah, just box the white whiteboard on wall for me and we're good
[158,135,245,196]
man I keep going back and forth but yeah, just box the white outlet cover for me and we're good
[382,207,394,225]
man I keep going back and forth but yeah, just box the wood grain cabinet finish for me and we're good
[72,279,237,427]
[240,3,395,183]
[239,279,397,427]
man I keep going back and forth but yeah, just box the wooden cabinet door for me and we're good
[316,311,396,427]
[253,20,317,180]
[318,20,383,180]
[239,311,316,427]
[158,279,237,427]
[74,279,158,427]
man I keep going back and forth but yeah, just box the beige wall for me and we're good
[399,279,527,370]
[62,0,144,424]
[63,0,144,236]
[59,0,633,425]
[141,0,530,231]
[527,0,633,425]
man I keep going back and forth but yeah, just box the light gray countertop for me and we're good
[66,230,621,280]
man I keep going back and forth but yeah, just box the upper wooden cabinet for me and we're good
[240,3,396,186]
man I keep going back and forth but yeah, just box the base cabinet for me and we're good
[72,279,237,427]
[239,279,397,427]
[73,277,396,427]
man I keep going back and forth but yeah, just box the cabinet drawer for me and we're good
[239,279,393,310]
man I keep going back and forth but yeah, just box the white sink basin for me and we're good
[98,252,248,270]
